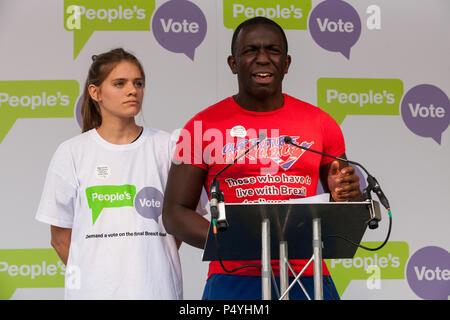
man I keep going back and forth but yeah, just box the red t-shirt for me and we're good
[174,94,345,278]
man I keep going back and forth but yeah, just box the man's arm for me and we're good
[319,153,363,201]
[162,163,210,249]
[50,225,72,265]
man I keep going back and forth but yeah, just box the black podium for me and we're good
[203,200,381,300]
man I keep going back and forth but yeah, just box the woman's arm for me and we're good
[50,225,72,265]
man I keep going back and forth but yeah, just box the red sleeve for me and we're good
[173,116,207,170]
[319,110,346,165]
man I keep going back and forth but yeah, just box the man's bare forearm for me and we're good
[163,204,210,249]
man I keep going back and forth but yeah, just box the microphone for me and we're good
[283,135,390,228]
[210,132,267,231]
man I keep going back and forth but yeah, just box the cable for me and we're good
[212,219,261,274]
[324,276,339,300]
[324,209,392,251]
[271,271,281,299]
[211,219,285,300]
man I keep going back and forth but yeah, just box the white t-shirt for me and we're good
[36,127,205,300]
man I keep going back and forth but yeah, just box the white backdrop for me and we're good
[0,0,449,300]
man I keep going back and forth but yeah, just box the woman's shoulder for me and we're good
[57,130,92,149]
[141,126,176,149]
[142,127,172,142]
[48,130,94,163]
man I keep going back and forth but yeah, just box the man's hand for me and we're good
[327,160,362,201]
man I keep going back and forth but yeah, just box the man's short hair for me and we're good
[231,17,289,56]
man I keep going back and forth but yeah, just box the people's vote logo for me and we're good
[400,84,449,145]
[152,0,207,60]
[406,246,450,300]
[0,80,78,144]
[86,185,136,225]
[308,0,361,59]
[64,0,155,59]
[134,187,164,223]
[86,185,163,224]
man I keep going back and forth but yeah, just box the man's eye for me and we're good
[243,48,256,54]
[114,82,124,87]
[135,81,144,88]
[268,46,282,53]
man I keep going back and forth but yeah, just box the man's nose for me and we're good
[255,49,270,64]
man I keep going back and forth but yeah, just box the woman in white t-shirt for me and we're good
[36,48,204,299]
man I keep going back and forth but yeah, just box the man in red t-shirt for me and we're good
[163,17,362,300]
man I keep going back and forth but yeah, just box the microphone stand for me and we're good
[283,136,392,251]
[283,136,390,210]
[209,133,267,274]
[210,133,266,231]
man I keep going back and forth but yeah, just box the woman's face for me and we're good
[89,60,145,122]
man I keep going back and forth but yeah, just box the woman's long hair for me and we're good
[81,48,145,132]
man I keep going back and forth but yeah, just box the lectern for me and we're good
[203,200,381,300]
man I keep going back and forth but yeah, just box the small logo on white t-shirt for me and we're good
[95,165,110,179]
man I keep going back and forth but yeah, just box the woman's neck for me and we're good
[96,119,142,145]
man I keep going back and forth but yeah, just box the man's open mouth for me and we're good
[252,72,274,83]
[253,72,273,78]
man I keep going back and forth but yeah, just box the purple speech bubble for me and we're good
[134,187,164,223]
[406,246,450,300]
[400,84,449,145]
[75,95,82,128]
[152,0,207,60]
[308,0,361,59]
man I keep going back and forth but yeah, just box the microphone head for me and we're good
[258,132,267,142]
[284,136,292,144]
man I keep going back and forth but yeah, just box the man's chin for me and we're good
[250,87,280,100]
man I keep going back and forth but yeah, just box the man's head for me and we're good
[231,17,288,57]
[228,17,291,108]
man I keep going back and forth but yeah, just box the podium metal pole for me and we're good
[312,218,323,300]
[261,218,271,300]
[279,241,289,300]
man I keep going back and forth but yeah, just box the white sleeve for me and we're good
[196,187,209,217]
[35,143,77,228]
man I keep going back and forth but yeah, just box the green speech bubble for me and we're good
[86,184,136,224]
[0,80,79,144]
[325,241,409,296]
[64,0,155,59]
[223,0,312,30]
[317,78,404,125]
[0,249,65,300]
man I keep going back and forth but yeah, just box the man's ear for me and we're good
[88,84,101,103]
[227,55,238,75]
[284,55,292,74]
